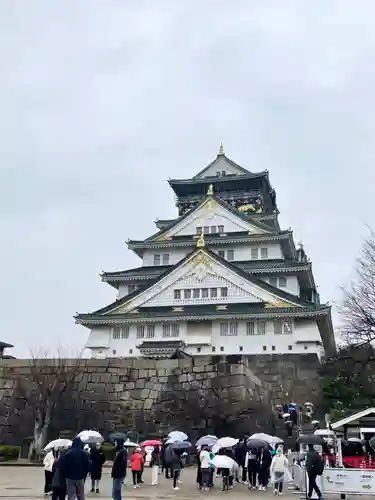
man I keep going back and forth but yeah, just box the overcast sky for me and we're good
[1,1,374,356]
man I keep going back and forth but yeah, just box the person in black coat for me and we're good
[90,443,106,493]
[111,440,128,500]
[258,447,272,490]
[51,448,68,500]
[59,438,91,500]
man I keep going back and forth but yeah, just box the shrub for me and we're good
[0,445,20,461]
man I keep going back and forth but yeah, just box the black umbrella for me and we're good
[246,439,268,449]
[171,440,192,450]
[297,434,324,445]
[109,432,127,442]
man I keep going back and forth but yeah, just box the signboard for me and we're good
[322,468,375,494]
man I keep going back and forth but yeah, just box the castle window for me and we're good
[197,347,201,353]
[220,287,228,297]
[202,288,209,298]
[210,288,217,298]
[262,345,267,351]
[257,321,266,335]
[196,226,202,234]
[216,171,221,177]
[261,247,268,259]
[239,346,243,352]
[220,346,224,351]
[227,249,234,261]
[212,346,216,352]
[112,349,116,355]
[251,248,258,260]
[279,277,287,287]
[246,322,255,335]
[270,277,278,287]
[193,289,200,298]
[218,250,225,258]
[218,225,224,233]
[171,323,179,337]
[221,171,226,176]
[203,226,210,234]
[272,345,276,351]
[136,325,145,339]
[146,325,155,338]
[288,345,293,351]
[184,289,192,299]
[112,326,129,339]
[162,254,170,265]
[174,289,181,300]
[129,349,133,354]
[220,323,228,336]
[230,322,238,336]
[211,226,217,234]
[304,345,308,350]
[274,321,282,335]
[154,254,161,266]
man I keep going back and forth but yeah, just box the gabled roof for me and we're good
[77,247,319,320]
[331,408,375,430]
[144,193,273,243]
[193,152,252,179]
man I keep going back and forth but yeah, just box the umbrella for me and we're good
[249,433,283,445]
[314,429,335,437]
[247,439,269,449]
[44,439,72,452]
[283,413,291,418]
[141,440,162,447]
[196,435,218,447]
[212,437,238,453]
[168,431,188,442]
[297,434,324,445]
[77,430,103,444]
[124,439,139,448]
[171,440,192,450]
[211,455,236,469]
[109,432,127,442]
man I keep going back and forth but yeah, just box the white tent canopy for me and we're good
[331,408,375,431]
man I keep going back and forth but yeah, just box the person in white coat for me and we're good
[270,447,289,496]
[43,449,55,497]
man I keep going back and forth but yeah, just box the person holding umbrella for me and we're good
[150,446,161,486]
[170,442,188,490]
[111,439,128,500]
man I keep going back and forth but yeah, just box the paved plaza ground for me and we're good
[0,466,302,500]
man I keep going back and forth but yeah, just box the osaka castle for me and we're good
[75,145,336,359]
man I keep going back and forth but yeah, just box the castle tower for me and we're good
[75,147,336,359]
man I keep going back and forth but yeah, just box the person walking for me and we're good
[245,447,259,490]
[258,447,272,490]
[150,446,161,486]
[90,443,106,494]
[270,447,289,496]
[306,444,324,500]
[199,446,211,491]
[51,448,68,500]
[131,448,144,489]
[111,439,128,500]
[170,449,183,491]
[59,437,91,500]
[43,449,55,497]
[235,437,248,483]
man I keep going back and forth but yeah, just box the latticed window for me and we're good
[137,325,145,338]
[246,322,255,335]
[193,289,200,298]
[218,250,225,258]
[184,289,192,299]
[227,250,234,261]
[202,288,209,298]
[230,322,238,336]
[261,247,268,259]
[146,325,155,338]
[274,321,282,335]
[174,290,181,300]
[154,254,161,266]
[251,248,258,259]
[196,226,202,234]
[210,288,217,298]
[220,323,229,336]
[257,321,266,335]
[211,226,217,234]
[270,277,278,287]
[220,287,228,297]
[112,327,121,339]
[113,326,129,339]
[279,277,287,287]
[283,319,293,334]
[162,324,170,337]
[171,324,179,337]
[218,225,224,233]
[162,254,170,265]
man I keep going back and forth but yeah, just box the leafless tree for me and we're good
[15,352,84,458]
[340,229,375,346]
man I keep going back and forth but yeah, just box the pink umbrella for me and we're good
[141,439,162,447]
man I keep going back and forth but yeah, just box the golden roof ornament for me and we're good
[196,229,205,248]
[207,183,214,196]
[219,142,224,155]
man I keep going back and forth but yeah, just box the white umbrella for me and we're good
[283,413,291,418]
[77,430,103,444]
[249,433,283,445]
[348,438,363,443]
[196,435,218,447]
[123,439,139,448]
[44,438,72,452]
[168,431,188,442]
[211,455,236,469]
[212,437,238,453]
[314,429,335,437]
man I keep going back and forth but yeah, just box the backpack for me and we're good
[314,455,324,476]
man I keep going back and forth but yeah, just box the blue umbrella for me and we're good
[172,441,192,450]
